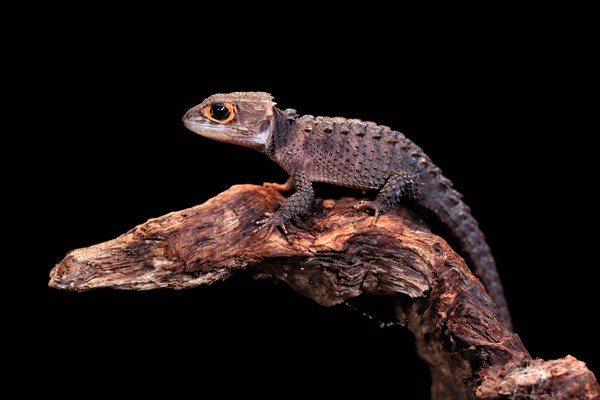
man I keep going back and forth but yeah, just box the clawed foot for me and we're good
[254,212,289,235]
[353,200,383,226]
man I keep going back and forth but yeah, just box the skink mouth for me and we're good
[184,119,214,130]
[184,120,250,134]
[184,120,230,134]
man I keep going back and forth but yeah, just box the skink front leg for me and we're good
[256,171,314,234]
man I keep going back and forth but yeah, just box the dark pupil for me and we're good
[210,103,230,120]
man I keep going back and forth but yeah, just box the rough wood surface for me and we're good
[49,184,599,400]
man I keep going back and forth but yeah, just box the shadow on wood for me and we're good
[49,184,599,399]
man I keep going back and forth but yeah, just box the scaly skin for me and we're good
[183,92,511,326]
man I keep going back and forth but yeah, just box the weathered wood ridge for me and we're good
[49,185,599,399]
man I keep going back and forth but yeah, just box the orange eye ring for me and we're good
[203,102,236,124]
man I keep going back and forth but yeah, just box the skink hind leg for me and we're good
[354,171,421,225]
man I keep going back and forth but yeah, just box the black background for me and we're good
[17,9,597,399]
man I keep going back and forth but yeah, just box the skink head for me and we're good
[183,92,276,151]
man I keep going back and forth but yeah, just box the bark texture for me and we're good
[49,184,599,399]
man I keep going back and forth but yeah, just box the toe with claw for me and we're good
[254,212,289,235]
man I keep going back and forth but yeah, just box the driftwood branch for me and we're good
[49,184,599,399]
